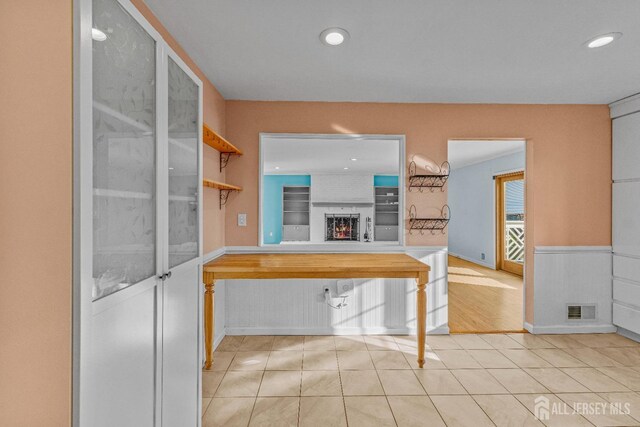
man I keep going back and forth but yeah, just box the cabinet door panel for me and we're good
[375,226,398,241]
[92,0,157,300]
[90,287,156,427]
[162,263,200,426]
[613,255,640,284]
[613,279,640,310]
[613,303,640,335]
[613,112,640,181]
[613,182,640,257]
[167,57,200,269]
[283,225,310,241]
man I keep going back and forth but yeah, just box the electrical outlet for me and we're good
[481,253,486,260]
[337,279,354,297]
[238,213,247,227]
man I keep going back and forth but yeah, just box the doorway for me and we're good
[447,140,525,333]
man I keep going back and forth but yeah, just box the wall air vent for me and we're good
[567,304,596,321]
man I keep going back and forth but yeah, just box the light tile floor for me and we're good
[202,333,640,426]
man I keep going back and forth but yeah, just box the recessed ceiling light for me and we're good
[92,28,107,42]
[350,158,357,161]
[343,167,349,170]
[275,166,280,170]
[320,28,349,46]
[168,167,174,170]
[585,32,621,48]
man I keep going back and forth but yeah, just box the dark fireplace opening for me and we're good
[325,214,360,241]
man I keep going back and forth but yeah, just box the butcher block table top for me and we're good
[202,253,430,281]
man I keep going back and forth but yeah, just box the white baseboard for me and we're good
[524,322,616,334]
[617,327,640,343]
[448,252,495,269]
[213,330,226,350]
[225,325,450,336]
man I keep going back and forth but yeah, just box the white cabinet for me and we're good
[283,225,310,241]
[161,266,201,426]
[613,112,640,181]
[613,182,640,257]
[77,0,203,425]
[374,225,399,241]
[89,286,157,426]
[611,101,640,336]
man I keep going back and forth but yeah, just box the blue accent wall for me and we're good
[263,175,311,244]
[374,175,399,186]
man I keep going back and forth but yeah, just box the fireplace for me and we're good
[325,214,360,241]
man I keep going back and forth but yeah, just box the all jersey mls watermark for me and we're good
[534,395,632,421]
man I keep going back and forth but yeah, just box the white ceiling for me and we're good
[263,137,399,175]
[145,0,640,104]
[448,140,524,169]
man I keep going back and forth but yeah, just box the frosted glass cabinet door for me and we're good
[92,0,157,300]
[167,57,199,268]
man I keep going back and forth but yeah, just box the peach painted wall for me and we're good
[0,1,73,425]
[224,101,612,323]
[1,1,226,425]
[132,0,227,253]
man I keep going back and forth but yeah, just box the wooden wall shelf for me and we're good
[203,124,243,172]
[203,179,242,209]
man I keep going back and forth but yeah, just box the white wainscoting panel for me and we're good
[532,246,614,333]
[214,280,226,348]
[222,248,448,335]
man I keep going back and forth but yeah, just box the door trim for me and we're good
[495,171,525,276]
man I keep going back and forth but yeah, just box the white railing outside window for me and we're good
[505,220,524,263]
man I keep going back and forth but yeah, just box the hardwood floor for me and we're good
[448,255,525,333]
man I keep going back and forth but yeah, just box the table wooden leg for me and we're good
[204,281,215,370]
[416,273,427,368]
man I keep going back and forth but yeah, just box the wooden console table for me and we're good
[202,253,430,369]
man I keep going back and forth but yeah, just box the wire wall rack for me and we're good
[409,204,451,234]
[408,161,450,192]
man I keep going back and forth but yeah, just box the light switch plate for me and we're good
[238,213,247,227]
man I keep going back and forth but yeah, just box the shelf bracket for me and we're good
[219,188,235,209]
[220,152,237,172]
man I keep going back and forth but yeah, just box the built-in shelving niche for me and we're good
[409,204,450,235]
[282,186,310,241]
[374,186,399,241]
[408,161,450,192]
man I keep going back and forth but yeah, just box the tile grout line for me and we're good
[335,346,350,427]
[370,352,399,427]
[403,346,450,426]
[441,360,499,426]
